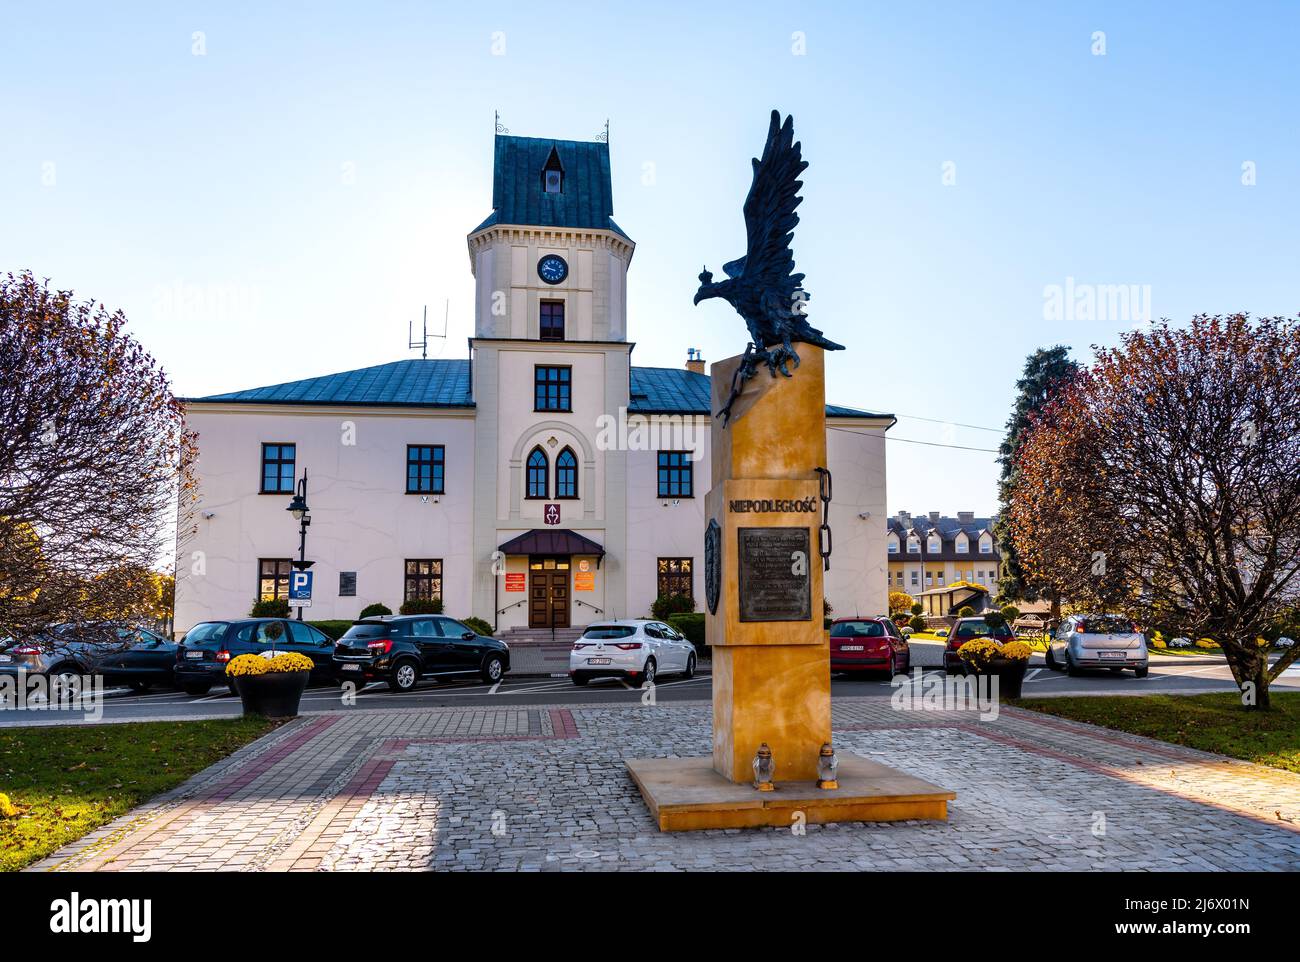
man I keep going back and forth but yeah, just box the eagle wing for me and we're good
[735,110,807,293]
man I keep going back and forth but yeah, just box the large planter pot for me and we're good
[960,657,1028,698]
[233,670,309,717]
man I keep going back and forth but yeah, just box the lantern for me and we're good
[752,742,775,792]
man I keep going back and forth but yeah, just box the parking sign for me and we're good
[289,570,313,608]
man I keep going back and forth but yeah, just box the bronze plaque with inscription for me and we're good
[737,527,811,623]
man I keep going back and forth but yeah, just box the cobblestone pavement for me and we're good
[29,698,1300,871]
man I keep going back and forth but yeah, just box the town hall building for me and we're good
[173,129,894,635]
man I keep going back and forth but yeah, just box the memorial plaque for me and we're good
[736,527,811,622]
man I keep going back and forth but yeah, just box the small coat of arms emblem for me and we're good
[705,518,721,615]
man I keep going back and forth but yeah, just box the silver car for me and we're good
[1046,614,1149,677]
[569,620,698,687]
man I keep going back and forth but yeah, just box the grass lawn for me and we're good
[0,717,279,872]
[1014,692,1300,774]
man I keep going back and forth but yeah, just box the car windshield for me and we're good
[1081,616,1135,634]
[831,621,885,638]
[341,623,392,640]
[955,620,1012,639]
[184,623,227,644]
[583,625,637,640]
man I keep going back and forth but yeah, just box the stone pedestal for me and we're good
[626,345,954,829]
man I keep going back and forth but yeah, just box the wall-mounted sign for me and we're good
[543,503,561,526]
[574,572,595,592]
[728,498,818,514]
[505,573,526,592]
[578,559,590,573]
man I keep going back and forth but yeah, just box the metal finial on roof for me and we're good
[595,119,609,143]
[495,110,508,135]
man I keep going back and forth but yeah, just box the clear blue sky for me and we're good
[3,1,1297,517]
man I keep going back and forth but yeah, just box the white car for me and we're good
[569,620,697,687]
[1046,613,1149,677]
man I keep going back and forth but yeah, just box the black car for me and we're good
[174,618,338,695]
[333,616,510,692]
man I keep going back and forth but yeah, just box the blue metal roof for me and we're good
[188,359,890,421]
[471,134,631,241]
[187,359,473,408]
[628,366,891,421]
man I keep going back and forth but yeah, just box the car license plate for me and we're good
[185,651,204,660]
[1099,650,1125,659]
[840,645,864,652]
[587,657,612,665]
[343,664,361,672]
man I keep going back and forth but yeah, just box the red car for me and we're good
[829,617,911,677]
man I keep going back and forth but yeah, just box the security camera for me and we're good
[858,512,872,520]
[201,511,216,520]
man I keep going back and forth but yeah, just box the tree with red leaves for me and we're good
[0,272,196,646]
[1006,315,1300,710]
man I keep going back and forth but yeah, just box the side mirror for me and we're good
[462,631,475,640]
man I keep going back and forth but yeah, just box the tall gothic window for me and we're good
[526,447,549,499]
[556,447,578,498]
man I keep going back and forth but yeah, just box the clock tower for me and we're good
[467,134,635,341]
[467,129,637,627]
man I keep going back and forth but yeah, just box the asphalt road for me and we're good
[2,651,1296,726]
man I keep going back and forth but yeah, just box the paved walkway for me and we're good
[29,698,1300,871]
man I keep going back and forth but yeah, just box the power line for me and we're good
[892,413,1004,434]
[827,425,1001,453]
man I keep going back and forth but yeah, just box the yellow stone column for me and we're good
[706,346,832,783]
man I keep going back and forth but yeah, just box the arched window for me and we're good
[526,447,548,499]
[556,447,578,499]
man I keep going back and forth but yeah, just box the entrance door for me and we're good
[529,557,571,628]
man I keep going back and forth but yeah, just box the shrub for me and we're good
[226,651,314,676]
[358,603,392,619]
[308,620,353,640]
[888,591,915,617]
[910,602,924,617]
[461,616,494,637]
[999,640,1032,661]
[1001,604,1021,622]
[984,611,1008,630]
[908,614,928,631]
[400,598,443,616]
[667,612,707,657]
[956,638,1002,668]
[651,593,694,620]
[1195,637,1218,649]
[250,597,290,618]
[958,606,975,618]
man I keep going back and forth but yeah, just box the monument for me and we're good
[626,111,955,830]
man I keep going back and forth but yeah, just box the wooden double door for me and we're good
[529,556,571,629]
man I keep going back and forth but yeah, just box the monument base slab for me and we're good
[626,754,955,832]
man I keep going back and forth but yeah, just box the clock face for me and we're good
[537,255,568,285]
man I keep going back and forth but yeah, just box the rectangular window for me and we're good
[260,443,296,494]
[406,445,445,494]
[258,558,292,601]
[534,366,571,411]
[956,540,968,553]
[888,540,899,554]
[907,540,919,553]
[404,559,443,603]
[540,301,565,341]
[657,451,694,498]
[980,540,992,554]
[910,571,919,587]
[657,557,693,601]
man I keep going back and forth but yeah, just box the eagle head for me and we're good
[693,266,715,306]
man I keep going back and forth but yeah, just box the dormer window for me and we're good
[927,536,941,553]
[907,536,920,553]
[542,146,564,194]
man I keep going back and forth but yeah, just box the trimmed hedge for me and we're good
[651,593,695,620]
[250,598,290,618]
[667,612,707,658]
[308,620,354,641]
[460,616,494,637]
[358,603,392,619]
[399,598,443,615]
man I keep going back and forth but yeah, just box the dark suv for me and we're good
[174,618,338,695]
[333,616,509,692]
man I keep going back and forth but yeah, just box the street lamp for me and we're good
[285,471,313,620]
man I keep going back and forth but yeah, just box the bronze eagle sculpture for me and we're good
[693,110,844,423]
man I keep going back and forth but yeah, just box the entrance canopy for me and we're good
[498,529,605,566]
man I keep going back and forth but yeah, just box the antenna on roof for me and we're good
[407,303,449,360]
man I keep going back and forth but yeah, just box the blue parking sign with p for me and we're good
[289,570,313,606]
